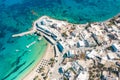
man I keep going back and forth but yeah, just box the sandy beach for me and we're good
[22,43,54,80]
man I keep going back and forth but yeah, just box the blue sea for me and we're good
[0,0,120,80]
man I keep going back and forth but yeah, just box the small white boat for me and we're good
[26,41,36,48]
[28,50,31,52]
[38,37,42,41]
[15,49,20,52]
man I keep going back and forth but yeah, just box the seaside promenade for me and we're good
[22,44,54,80]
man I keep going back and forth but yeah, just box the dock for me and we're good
[12,24,37,37]
[12,30,36,37]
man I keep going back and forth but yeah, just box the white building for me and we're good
[77,40,85,47]
[107,53,117,60]
[76,71,89,80]
[86,50,98,59]
[72,61,81,73]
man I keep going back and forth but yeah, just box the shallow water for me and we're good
[0,0,120,80]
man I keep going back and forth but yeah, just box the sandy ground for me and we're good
[22,44,54,80]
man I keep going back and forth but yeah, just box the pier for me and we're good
[12,30,36,37]
[12,25,37,37]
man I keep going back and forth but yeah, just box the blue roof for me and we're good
[58,67,64,74]
[51,34,57,41]
[57,42,64,53]
[40,21,45,25]
[111,45,118,52]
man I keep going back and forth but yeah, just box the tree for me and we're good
[33,76,41,80]
[80,53,86,60]
[43,76,48,80]
[49,58,55,67]
[39,67,44,72]
[62,32,68,37]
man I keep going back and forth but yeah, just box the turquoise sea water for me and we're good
[0,0,120,80]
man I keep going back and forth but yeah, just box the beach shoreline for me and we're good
[21,42,52,80]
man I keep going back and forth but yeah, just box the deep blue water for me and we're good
[0,0,120,80]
